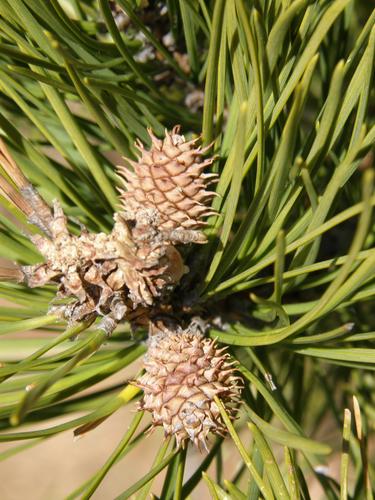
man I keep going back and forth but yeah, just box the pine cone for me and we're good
[117,126,218,244]
[135,326,242,449]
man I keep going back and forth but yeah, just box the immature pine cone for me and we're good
[117,126,218,244]
[136,327,242,449]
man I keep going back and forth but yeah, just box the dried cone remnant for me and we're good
[22,203,152,329]
[136,326,242,449]
[118,126,218,244]
[20,203,186,331]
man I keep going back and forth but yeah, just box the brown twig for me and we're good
[0,139,53,235]
[0,174,33,217]
[0,261,24,282]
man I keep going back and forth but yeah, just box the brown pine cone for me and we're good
[135,326,242,449]
[117,126,218,244]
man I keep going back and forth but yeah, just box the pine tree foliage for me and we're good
[0,0,374,498]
